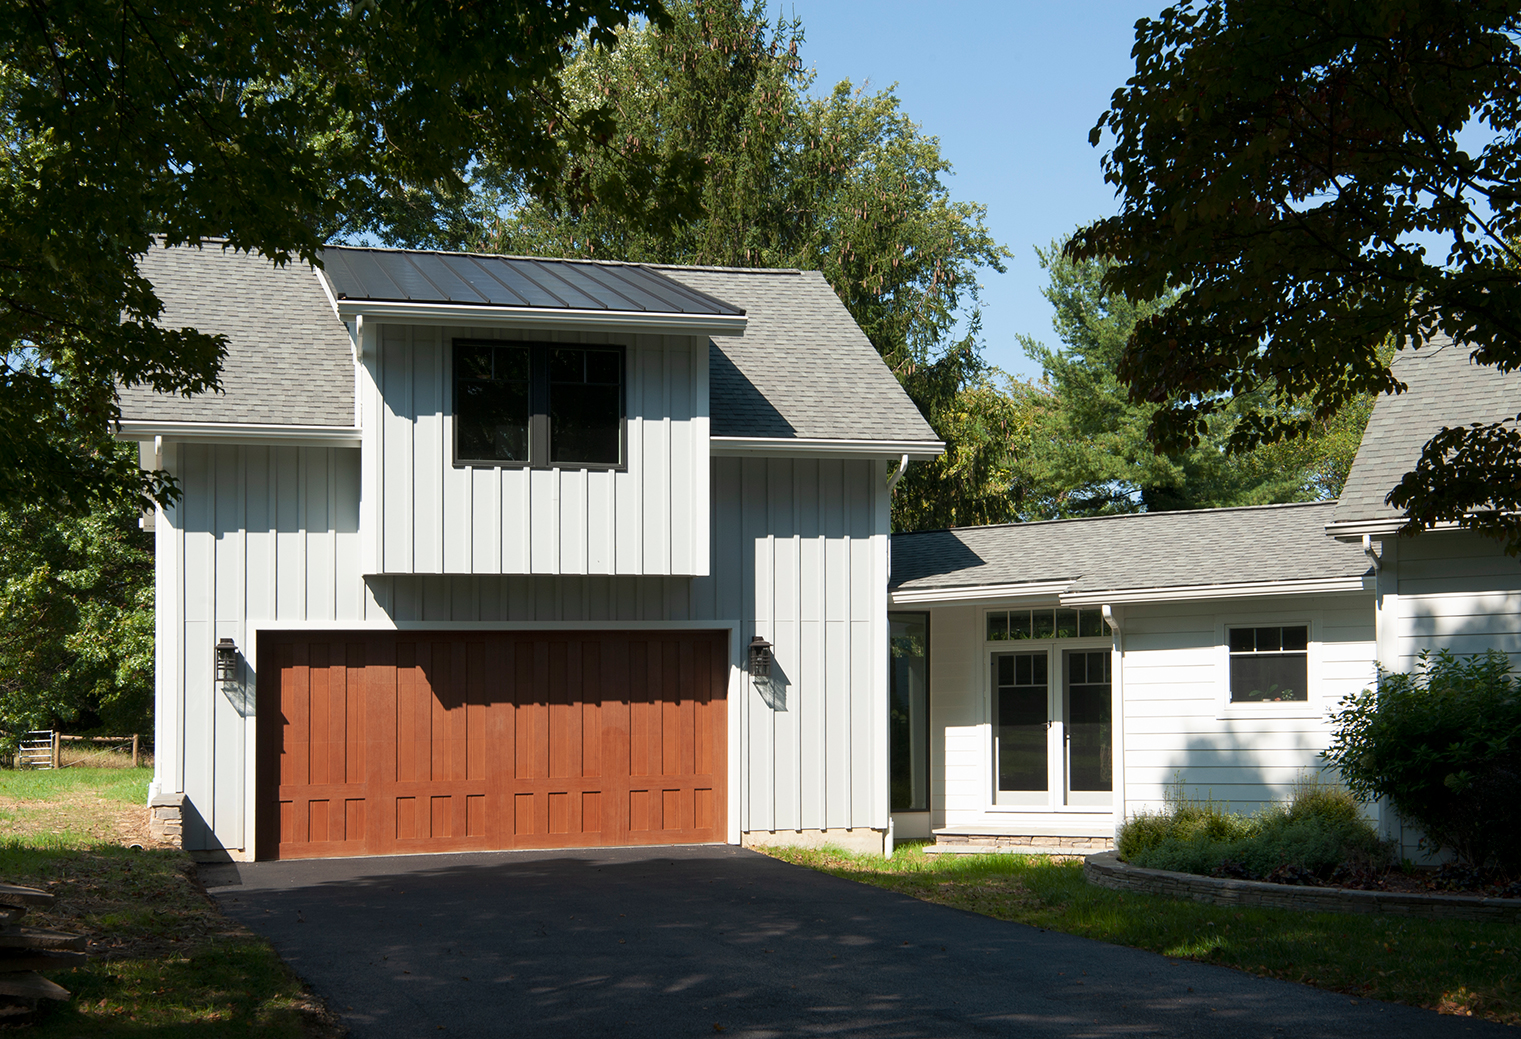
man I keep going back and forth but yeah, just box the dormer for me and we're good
[316,247,746,578]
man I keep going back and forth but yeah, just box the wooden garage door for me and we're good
[255,631,727,860]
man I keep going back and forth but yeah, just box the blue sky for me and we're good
[780,1,1160,381]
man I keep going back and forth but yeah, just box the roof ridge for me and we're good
[323,243,805,276]
[894,499,1339,538]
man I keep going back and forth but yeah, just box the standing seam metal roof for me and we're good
[320,245,745,316]
[891,501,1370,594]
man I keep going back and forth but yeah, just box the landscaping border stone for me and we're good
[1083,850,1521,922]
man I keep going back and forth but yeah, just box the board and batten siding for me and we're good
[156,444,889,857]
[358,322,709,577]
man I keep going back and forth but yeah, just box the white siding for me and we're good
[361,323,709,577]
[925,593,1376,834]
[1391,532,1521,668]
[1117,595,1374,815]
[161,446,889,856]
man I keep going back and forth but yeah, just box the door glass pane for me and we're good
[549,347,622,465]
[889,613,930,812]
[994,652,1047,794]
[1066,650,1112,793]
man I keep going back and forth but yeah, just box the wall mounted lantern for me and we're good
[747,635,773,681]
[215,638,238,682]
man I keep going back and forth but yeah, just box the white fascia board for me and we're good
[1323,518,1406,539]
[1325,518,1471,540]
[1059,575,1371,606]
[712,436,945,460]
[889,580,1074,606]
[333,297,747,337]
[115,420,362,448]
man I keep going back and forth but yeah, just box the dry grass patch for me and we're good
[764,843,1521,1026]
[0,769,340,1037]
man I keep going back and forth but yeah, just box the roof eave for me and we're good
[1060,575,1372,606]
[115,420,362,448]
[332,298,748,336]
[712,436,944,460]
[889,580,1075,606]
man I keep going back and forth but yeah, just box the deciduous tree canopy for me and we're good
[1070,0,1521,547]
[1,0,678,512]
[484,0,1021,531]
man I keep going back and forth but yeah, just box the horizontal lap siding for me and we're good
[367,324,708,577]
[166,447,888,854]
[926,605,985,830]
[1394,533,1521,669]
[1120,596,1373,815]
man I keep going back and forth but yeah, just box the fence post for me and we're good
[132,734,139,769]
[51,731,60,769]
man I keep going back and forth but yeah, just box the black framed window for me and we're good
[889,612,930,813]
[454,340,625,468]
[1228,625,1309,702]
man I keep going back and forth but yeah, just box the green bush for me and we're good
[1118,778,1388,880]
[1324,649,1521,872]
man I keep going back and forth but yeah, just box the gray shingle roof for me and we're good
[1332,336,1521,527]
[891,501,1369,595]
[117,248,937,445]
[323,246,743,316]
[663,267,937,442]
[118,246,356,427]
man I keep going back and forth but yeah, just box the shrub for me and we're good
[1324,649,1521,872]
[1117,777,1389,880]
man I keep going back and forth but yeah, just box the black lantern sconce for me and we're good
[215,638,238,683]
[747,635,773,682]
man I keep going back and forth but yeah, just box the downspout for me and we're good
[1362,534,1382,573]
[883,453,909,857]
[1102,605,1126,845]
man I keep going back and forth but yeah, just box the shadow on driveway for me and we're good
[206,845,1502,1039]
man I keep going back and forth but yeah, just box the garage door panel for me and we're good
[259,630,727,859]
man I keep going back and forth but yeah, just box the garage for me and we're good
[255,630,729,860]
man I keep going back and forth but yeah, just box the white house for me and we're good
[884,335,1521,854]
[121,242,1521,862]
[119,244,942,861]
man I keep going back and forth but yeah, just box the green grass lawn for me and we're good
[0,768,338,1037]
[764,843,1520,1026]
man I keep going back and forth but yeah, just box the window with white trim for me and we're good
[1227,625,1308,703]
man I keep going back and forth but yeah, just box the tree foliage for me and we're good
[482,0,1021,531]
[0,445,154,748]
[1070,0,1521,546]
[1020,243,1375,516]
[0,0,678,513]
[1325,650,1521,871]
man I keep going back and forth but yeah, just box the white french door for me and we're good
[992,647,1112,810]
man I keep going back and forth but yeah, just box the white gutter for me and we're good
[886,454,910,491]
[1060,575,1370,606]
[329,296,748,337]
[115,420,362,448]
[1326,518,1467,540]
[889,580,1075,606]
[712,436,944,460]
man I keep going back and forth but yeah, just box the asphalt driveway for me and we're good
[204,845,1506,1039]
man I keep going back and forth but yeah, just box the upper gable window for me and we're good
[454,340,625,469]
